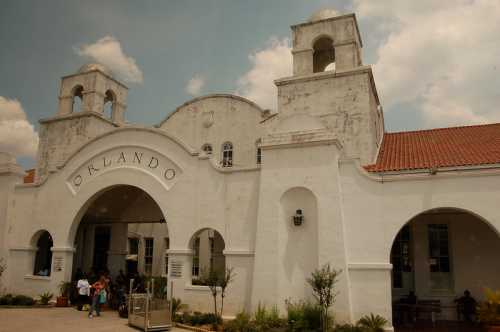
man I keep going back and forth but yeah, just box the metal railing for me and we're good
[128,278,173,331]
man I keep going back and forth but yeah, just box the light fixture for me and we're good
[293,209,304,226]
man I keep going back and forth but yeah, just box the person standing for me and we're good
[88,275,107,318]
[76,273,90,311]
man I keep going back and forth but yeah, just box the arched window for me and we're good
[103,89,116,119]
[71,85,84,113]
[313,37,335,73]
[190,228,225,285]
[33,231,53,276]
[202,144,213,156]
[221,142,233,167]
[256,139,262,165]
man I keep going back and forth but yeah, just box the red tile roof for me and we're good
[364,123,500,173]
[24,169,35,183]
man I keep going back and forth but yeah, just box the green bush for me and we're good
[38,292,53,305]
[333,324,364,332]
[178,311,221,326]
[0,294,35,306]
[12,295,35,306]
[356,314,388,332]
[224,311,253,332]
[286,300,323,332]
[0,294,13,305]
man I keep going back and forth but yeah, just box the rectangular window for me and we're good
[192,237,200,277]
[129,238,139,255]
[391,225,412,289]
[164,238,169,275]
[428,224,453,290]
[256,148,261,164]
[144,238,154,276]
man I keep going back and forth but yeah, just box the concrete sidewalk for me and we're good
[0,307,183,332]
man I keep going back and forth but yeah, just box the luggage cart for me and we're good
[128,278,173,331]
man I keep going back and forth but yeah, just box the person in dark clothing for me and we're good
[455,290,477,323]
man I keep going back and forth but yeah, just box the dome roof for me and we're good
[308,8,340,22]
[77,63,113,77]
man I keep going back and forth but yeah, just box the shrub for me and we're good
[478,288,500,326]
[286,300,323,332]
[39,292,53,305]
[253,304,286,331]
[224,311,252,332]
[12,295,35,306]
[356,313,388,332]
[0,294,13,305]
[307,264,341,331]
[333,324,364,332]
[171,297,187,320]
[58,281,72,297]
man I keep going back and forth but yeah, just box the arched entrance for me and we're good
[72,185,169,282]
[390,208,500,328]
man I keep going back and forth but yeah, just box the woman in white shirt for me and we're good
[76,274,90,311]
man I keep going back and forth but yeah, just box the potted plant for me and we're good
[39,292,53,305]
[478,288,500,331]
[56,281,72,307]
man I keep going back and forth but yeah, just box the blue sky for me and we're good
[1,0,500,168]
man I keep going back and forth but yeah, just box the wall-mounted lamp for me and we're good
[293,209,304,226]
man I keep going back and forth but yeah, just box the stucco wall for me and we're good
[159,95,267,168]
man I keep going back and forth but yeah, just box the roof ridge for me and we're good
[386,122,500,135]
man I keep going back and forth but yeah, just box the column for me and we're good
[108,223,128,276]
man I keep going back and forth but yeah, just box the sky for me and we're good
[1,0,500,168]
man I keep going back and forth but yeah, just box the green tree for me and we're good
[219,267,235,318]
[307,263,341,332]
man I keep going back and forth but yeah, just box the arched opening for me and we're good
[72,185,168,286]
[103,89,115,120]
[189,228,225,285]
[221,142,233,167]
[313,37,335,73]
[390,208,500,329]
[279,187,318,301]
[71,85,84,113]
[32,230,53,276]
[256,139,262,165]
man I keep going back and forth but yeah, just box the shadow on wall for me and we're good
[280,187,318,302]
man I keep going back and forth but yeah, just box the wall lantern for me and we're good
[293,209,304,226]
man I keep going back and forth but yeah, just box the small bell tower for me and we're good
[35,64,128,181]
[291,12,363,76]
[57,63,128,124]
[275,10,383,164]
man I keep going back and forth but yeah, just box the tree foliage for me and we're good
[307,264,341,332]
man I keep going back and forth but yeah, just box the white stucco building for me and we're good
[1,11,499,330]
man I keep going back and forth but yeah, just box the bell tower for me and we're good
[35,64,128,181]
[57,63,128,124]
[275,11,384,164]
[291,12,363,76]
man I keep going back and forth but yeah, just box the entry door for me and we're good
[93,226,111,272]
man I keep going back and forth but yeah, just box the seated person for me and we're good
[455,290,477,322]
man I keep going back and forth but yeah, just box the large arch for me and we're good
[389,207,500,327]
[71,183,169,280]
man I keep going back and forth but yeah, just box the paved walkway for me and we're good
[0,307,183,332]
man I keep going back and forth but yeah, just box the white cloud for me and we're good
[354,0,500,127]
[76,35,144,83]
[185,75,205,96]
[237,38,292,110]
[0,97,38,158]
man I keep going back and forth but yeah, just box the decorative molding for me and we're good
[51,247,76,253]
[24,275,51,281]
[167,249,194,255]
[223,250,254,257]
[348,263,393,270]
[10,246,36,252]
